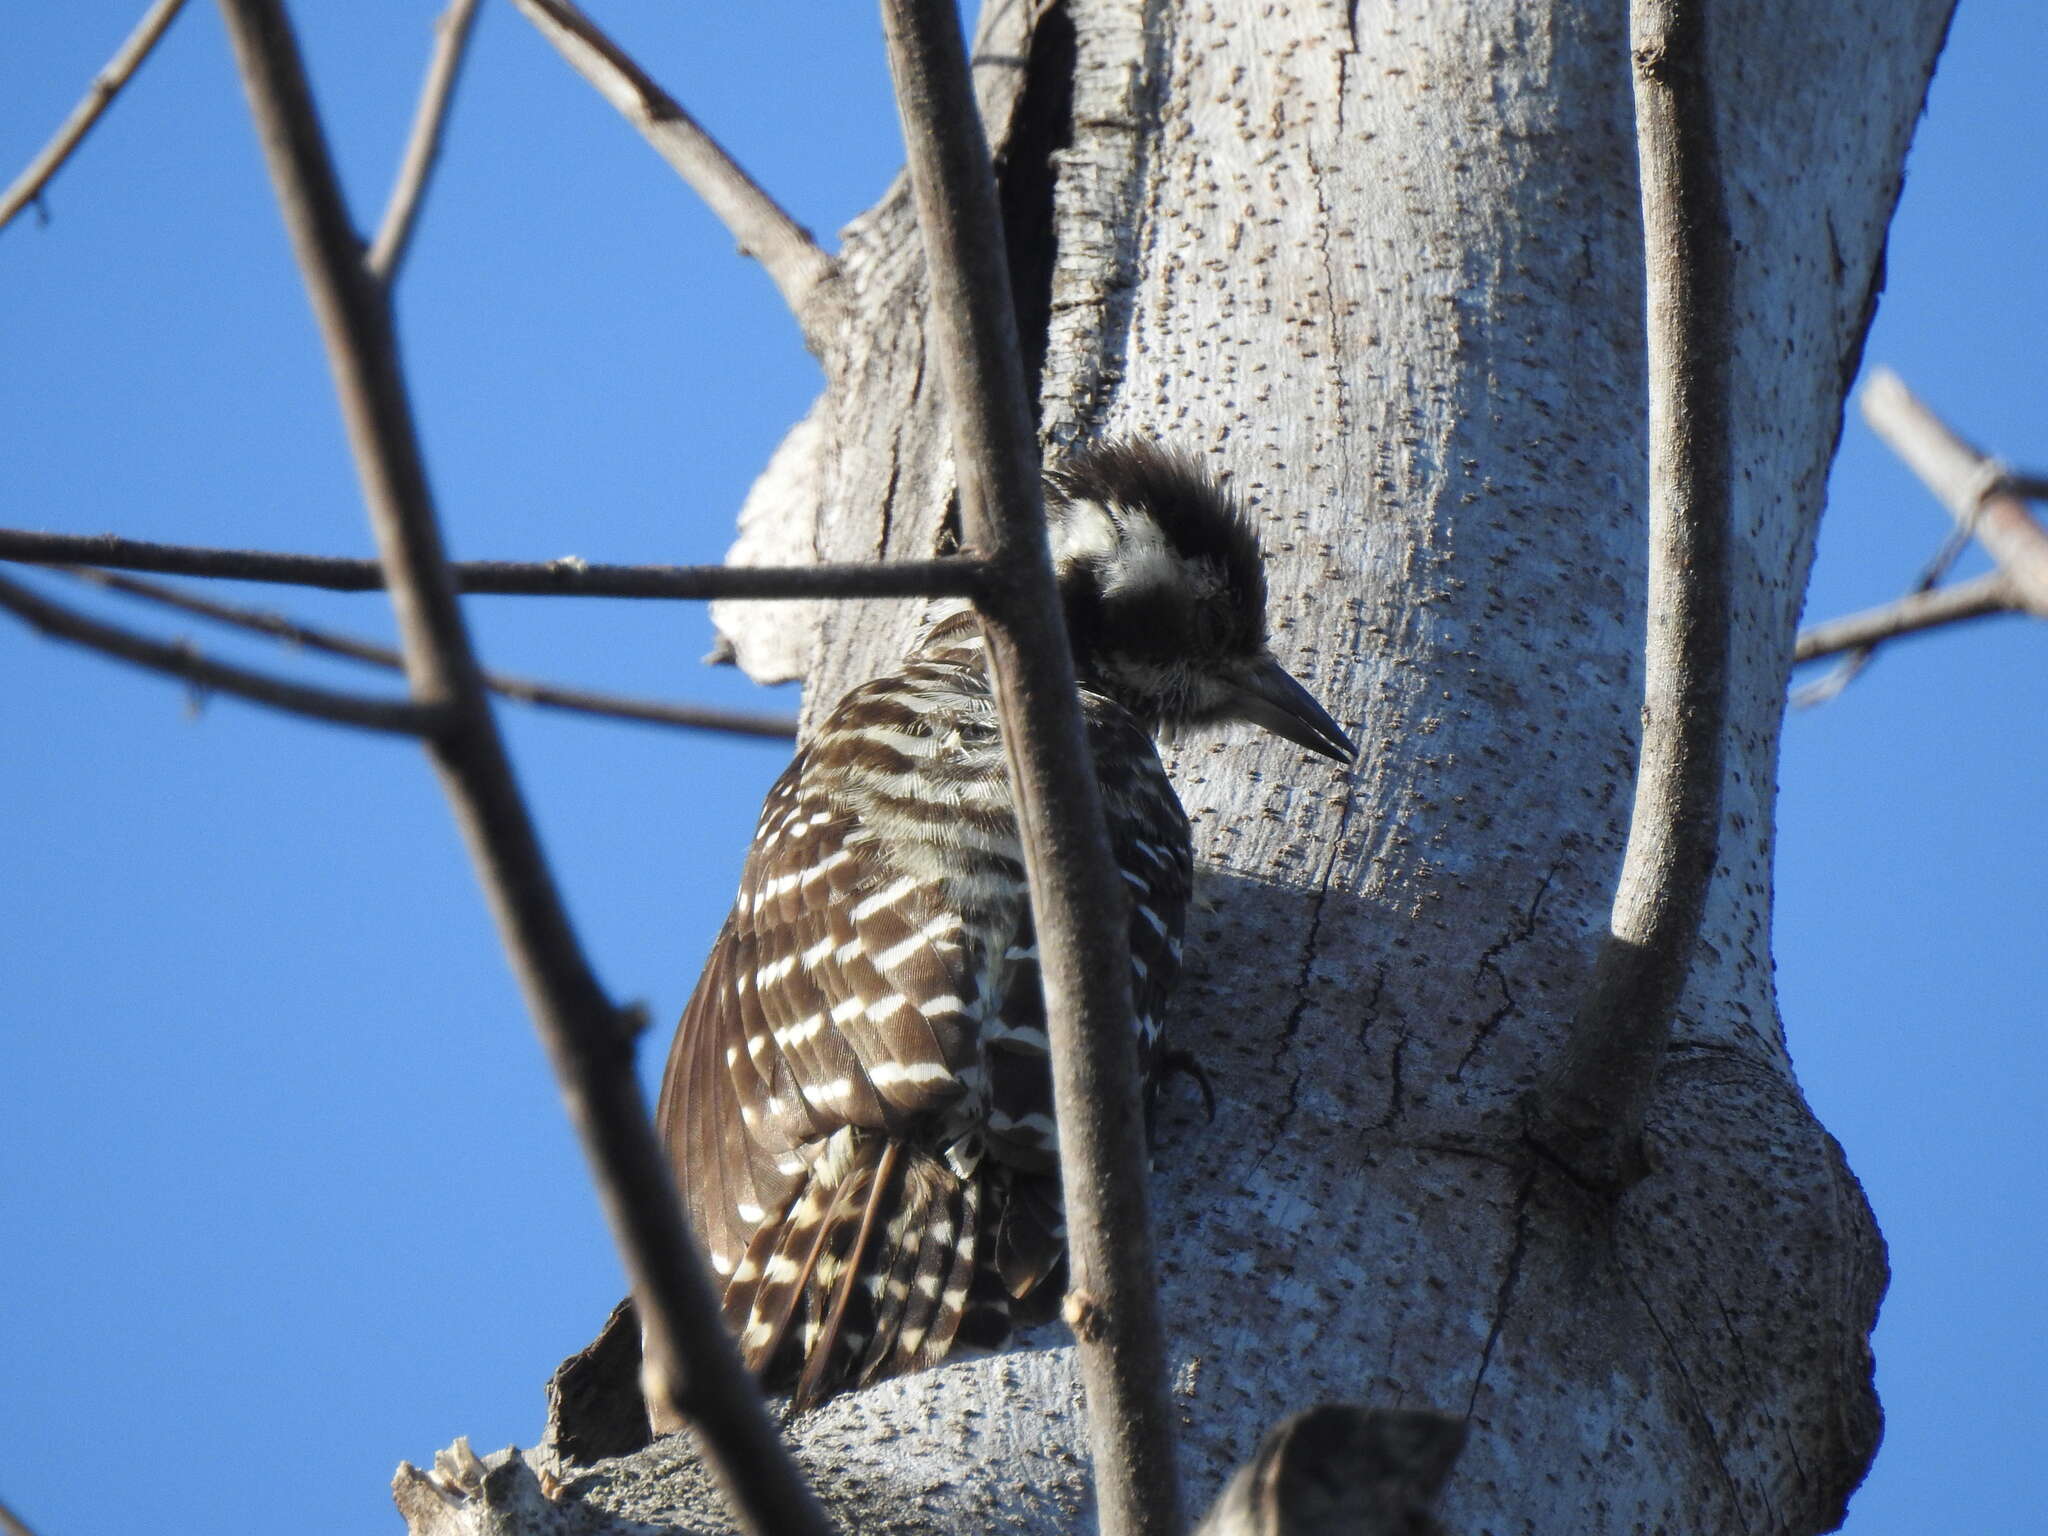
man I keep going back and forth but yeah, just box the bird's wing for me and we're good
[982,708,1193,1301]
[654,714,997,1294]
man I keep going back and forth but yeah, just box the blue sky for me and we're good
[1,4,2040,1533]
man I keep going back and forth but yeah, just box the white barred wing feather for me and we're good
[656,628,1192,1408]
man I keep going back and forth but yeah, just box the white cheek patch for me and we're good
[1050,497,1119,566]
[1054,497,1208,606]
[1099,503,1179,598]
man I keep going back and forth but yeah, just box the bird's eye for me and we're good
[1191,601,1229,652]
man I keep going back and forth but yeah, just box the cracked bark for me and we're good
[422,0,1943,1531]
[1463,1169,1538,1421]
[1455,867,1560,1080]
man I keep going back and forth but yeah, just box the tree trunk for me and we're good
[421,1,1951,1530]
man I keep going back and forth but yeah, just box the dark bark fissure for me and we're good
[1454,866,1561,1080]
[992,0,1078,418]
[1464,1168,1538,1420]
[1258,784,1363,1158]
[1354,957,1392,1057]
[1262,883,1333,1159]
[1617,1259,1750,1516]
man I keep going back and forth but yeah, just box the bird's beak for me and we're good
[1227,656,1356,763]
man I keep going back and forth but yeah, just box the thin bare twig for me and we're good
[879,2,1181,1532]
[1533,0,1734,1190]
[508,0,840,343]
[0,569,441,735]
[0,0,188,233]
[0,528,988,601]
[0,1493,41,1536]
[212,6,832,1534]
[1792,519,1973,705]
[366,0,481,285]
[1792,490,2015,706]
[1795,371,2048,703]
[1792,570,2015,665]
[1861,368,2048,616]
[67,566,798,739]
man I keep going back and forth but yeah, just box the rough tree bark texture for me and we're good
[410,1,1953,1531]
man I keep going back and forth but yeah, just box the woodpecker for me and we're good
[655,440,1354,1409]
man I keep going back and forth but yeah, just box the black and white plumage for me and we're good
[655,441,1354,1409]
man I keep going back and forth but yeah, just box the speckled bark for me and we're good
[472,1,1952,1531]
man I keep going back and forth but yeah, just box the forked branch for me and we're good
[211,4,831,1532]
[1792,375,2048,700]
[0,568,441,735]
[1861,369,2048,616]
[879,2,1183,1532]
[64,566,798,739]
[1532,0,1734,1189]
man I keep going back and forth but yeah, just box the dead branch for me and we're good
[0,528,987,601]
[0,0,188,233]
[0,569,441,735]
[0,1492,41,1536]
[1789,373,2048,705]
[1793,450,2002,703]
[1532,0,1734,1189]
[366,0,481,285]
[1191,1406,1467,1536]
[879,1,1181,1532]
[66,566,798,739]
[212,4,832,1533]
[1861,368,2048,616]
[507,0,841,345]
[1792,569,2015,663]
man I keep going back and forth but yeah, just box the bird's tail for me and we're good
[722,1128,982,1410]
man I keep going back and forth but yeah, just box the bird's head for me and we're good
[1044,441,1355,763]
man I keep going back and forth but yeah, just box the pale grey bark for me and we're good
[415,0,1950,1530]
